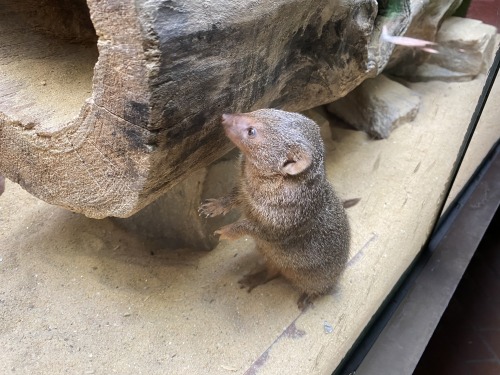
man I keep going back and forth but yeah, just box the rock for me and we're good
[326,75,421,139]
[114,150,241,250]
[386,0,463,76]
[302,107,334,145]
[411,17,498,81]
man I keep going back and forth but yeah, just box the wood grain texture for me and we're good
[0,0,460,218]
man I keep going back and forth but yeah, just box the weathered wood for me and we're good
[0,0,461,218]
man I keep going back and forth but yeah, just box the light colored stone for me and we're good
[326,75,421,139]
[386,0,463,76]
[412,17,498,81]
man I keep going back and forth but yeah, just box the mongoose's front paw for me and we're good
[214,224,243,241]
[198,199,229,218]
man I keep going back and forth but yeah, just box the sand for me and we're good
[1,57,500,375]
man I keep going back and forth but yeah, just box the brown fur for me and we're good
[199,109,350,308]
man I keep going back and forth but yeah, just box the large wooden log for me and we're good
[0,0,461,218]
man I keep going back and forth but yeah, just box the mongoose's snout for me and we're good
[221,113,233,128]
[221,113,259,151]
[221,113,240,133]
[221,113,239,144]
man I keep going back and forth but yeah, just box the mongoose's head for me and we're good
[221,109,324,177]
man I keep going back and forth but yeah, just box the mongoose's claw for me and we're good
[239,268,279,293]
[214,224,242,241]
[238,270,272,293]
[198,199,228,218]
[214,228,230,241]
[297,292,318,310]
[214,229,225,240]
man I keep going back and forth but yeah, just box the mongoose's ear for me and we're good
[282,146,312,175]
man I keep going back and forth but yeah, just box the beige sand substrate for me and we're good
[1,64,500,374]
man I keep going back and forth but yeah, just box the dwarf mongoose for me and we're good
[199,109,350,308]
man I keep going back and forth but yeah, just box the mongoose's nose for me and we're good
[221,114,234,128]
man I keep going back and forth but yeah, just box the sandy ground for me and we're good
[1,58,500,375]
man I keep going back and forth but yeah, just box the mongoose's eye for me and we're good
[247,127,257,138]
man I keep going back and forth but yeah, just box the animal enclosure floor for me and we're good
[1,54,500,375]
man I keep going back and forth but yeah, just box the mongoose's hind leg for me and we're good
[297,292,319,310]
[239,266,280,293]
